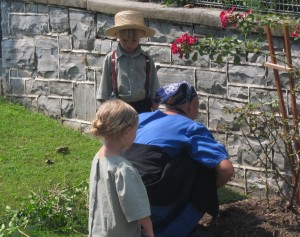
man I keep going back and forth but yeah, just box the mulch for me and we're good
[200,196,300,237]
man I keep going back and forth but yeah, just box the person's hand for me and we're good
[139,216,154,237]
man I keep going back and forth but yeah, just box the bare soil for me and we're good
[201,196,300,237]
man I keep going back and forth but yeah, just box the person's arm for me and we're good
[96,53,113,101]
[139,216,154,237]
[148,55,159,112]
[215,159,234,188]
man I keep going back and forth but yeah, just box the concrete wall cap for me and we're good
[22,0,223,28]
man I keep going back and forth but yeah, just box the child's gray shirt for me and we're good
[88,154,151,237]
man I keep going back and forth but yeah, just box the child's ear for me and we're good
[125,126,131,135]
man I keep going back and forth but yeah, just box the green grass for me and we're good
[0,96,246,236]
[0,96,100,215]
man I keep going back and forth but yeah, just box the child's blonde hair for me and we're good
[117,29,144,40]
[92,99,138,138]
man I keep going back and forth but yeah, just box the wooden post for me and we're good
[265,25,300,204]
[283,24,300,204]
[265,26,289,130]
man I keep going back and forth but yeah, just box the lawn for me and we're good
[0,97,100,215]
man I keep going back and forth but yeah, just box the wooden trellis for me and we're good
[264,24,300,205]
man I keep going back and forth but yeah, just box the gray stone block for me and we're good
[194,24,234,38]
[208,98,242,131]
[35,36,58,78]
[95,70,102,90]
[25,79,49,95]
[49,81,73,97]
[73,83,96,121]
[149,20,193,44]
[99,39,113,55]
[81,123,93,136]
[266,68,290,89]
[157,67,195,86]
[212,131,227,147]
[228,64,266,85]
[96,13,114,38]
[86,54,103,68]
[61,99,74,118]
[10,78,25,95]
[38,95,61,119]
[196,70,227,95]
[11,1,25,13]
[9,68,37,79]
[93,39,101,53]
[226,133,242,160]
[10,14,49,36]
[62,119,81,131]
[59,35,72,51]
[1,70,10,94]
[1,1,10,37]
[228,86,249,100]
[59,52,87,80]
[249,88,279,105]
[49,7,69,33]
[25,3,38,13]
[8,96,38,112]
[37,4,49,14]
[86,69,95,82]
[145,45,170,64]
[2,38,35,69]
[172,51,210,68]
[70,9,95,51]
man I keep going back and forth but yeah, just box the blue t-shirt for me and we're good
[135,110,228,168]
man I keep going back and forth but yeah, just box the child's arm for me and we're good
[139,216,154,237]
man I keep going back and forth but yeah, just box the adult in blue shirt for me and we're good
[124,81,234,237]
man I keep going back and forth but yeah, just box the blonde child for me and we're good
[96,10,159,113]
[88,99,154,237]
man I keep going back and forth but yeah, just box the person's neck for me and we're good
[99,140,123,158]
[165,107,186,116]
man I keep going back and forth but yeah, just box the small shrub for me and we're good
[0,182,89,237]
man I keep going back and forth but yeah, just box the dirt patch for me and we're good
[201,196,300,237]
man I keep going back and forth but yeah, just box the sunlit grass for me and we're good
[0,96,100,215]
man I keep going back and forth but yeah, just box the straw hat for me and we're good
[105,10,156,38]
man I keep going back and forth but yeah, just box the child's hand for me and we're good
[139,216,154,237]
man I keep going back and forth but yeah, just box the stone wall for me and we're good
[1,0,300,196]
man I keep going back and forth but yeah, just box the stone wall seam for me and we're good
[47,95,72,99]
[225,96,248,103]
[9,12,47,16]
[74,80,94,85]
[233,164,286,174]
[62,117,91,125]
[8,94,38,99]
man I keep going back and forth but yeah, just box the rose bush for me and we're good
[171,7,300,207]
[172,7,300,64]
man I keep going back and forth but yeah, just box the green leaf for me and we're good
[216,54,223,64]
[192,52,198,61]
[233,55,241,65]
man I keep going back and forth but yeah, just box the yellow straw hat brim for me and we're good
[105,25,156,38]
[104,10,156,38]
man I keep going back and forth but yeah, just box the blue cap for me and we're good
[155,81,197,107]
